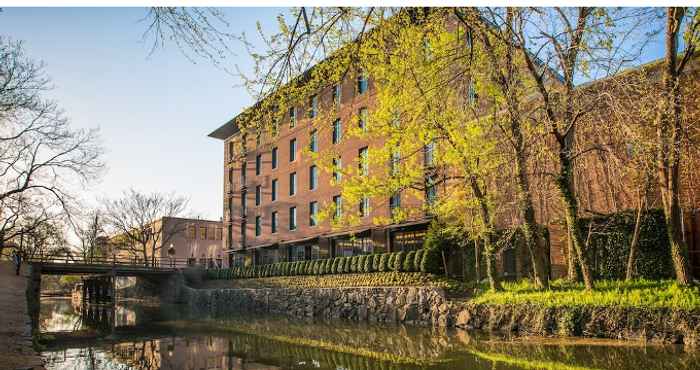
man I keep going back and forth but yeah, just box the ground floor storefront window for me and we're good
[390,229,426,252]
[332,235,373,257]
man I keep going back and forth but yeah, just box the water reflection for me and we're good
[39,298,699,370]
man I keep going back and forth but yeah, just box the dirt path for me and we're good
[0,261,44,370]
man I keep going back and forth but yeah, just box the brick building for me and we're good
[209,17,700,277]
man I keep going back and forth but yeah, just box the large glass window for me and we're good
[332,157,342,183]
[358,107,368,132]
[359,147,369,176]
[289,106,296,128]
[271,147,278,169]
[241,162,247,186]
[241,191,247,217]
[289,138,297,162]
[333,236,373,257]
[271,179,278,202]
[309,201,318,226]
[255,154,262,176]
[289,245,305,262]
[390,192,401,216]
[309,95,318,118]
[360,197,369,217]
[357,72,368,95]
[255,185,262,206]
[289,206,297,230]
[309,130,318,152]
[391,229,426,252]
[332,119,342,144]
[333,84,342,108]
[255,216,261,237]
[271,211,278,233]
[333,195,342,220]
[309,165,318,190]
[289,172,297,196]
[260,247,279,265]
[424,140,435,167]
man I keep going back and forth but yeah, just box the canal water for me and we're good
[38,297,698,370]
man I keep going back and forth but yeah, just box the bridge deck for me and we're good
[28,256,188,276]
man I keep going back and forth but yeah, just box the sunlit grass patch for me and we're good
[470,279,700,311]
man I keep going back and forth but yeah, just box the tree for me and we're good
[0,37,104,254]
[654,7,700,285]
[71,209,105,262]
[102,189,189,266]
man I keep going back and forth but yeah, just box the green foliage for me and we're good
[578,209,673,280]
[372,254,381,271]
[378,254,388,272]
[350,256,358,273]
[394,251,405,272]
[364,254,373,272]
[403,251,416,272]
[472,279,700,311]
[421,247,443,274]
[413,250,424,271]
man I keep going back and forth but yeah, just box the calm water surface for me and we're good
[38,298,699,370]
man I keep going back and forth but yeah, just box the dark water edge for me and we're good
[38,297,700,370]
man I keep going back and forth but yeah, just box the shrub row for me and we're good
[207,249,444,280]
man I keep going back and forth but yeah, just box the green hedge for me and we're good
[211,250,442,280]
[578,209,673,280]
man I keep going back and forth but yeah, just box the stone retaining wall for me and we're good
[180,282,700,346]
[181,285,450,326]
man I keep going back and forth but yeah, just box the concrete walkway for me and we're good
[0,261,44,370]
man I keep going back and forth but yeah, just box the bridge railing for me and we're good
[26,255,194,269]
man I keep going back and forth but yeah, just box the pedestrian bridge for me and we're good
[27,256,189,276]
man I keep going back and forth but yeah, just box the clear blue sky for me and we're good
[0,7,284,220]
[0,7,666,221]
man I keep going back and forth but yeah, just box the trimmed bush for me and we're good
[378,254,388,272]
[404,251,416,272]
[394,251,405,272]
[372,254,381,271]
[421,247,443,274]
[345,257,353,273]
[364,255,373,272]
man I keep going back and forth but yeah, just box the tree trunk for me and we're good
[656,7,692,285]
[474,239,481,282]
[557,151,594,290]
[626,191,646,281]
[469,174,502,291]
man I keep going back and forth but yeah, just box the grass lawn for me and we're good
[470,279,700,311]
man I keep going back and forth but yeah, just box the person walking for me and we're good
[12,250,22,276]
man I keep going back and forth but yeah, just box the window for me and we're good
[228,141,235,160]
[357,71,368,94]
[289,106,296,128]
[271,179,278,202]
[360,197,369,217]
[240,222,246,245]
[256,132,261,147]
[272,119,279,136]
[390,192,401,215]
[255,216,262,236]
[359,147,369,176]
[309,201,318,226]
[332,119,342,144]
[271,147,278,169]
[271,211,278,233]
[333,195,342,220]
[309,130,318,152]
[255,185,262,206]
[468,80,477,106]
[289,138,297,162]
[228,168,234,185]
[358,107,368,132]
[188,225,196,239]
[199,226,207,240]
[390,150,400,175]
[228,197,234,220]
[289,172,297,196]
[241,192,247,216]
[332,157,342,183]
[255,154,262,176]
[208,227,216,240]
[309,95,318,118]
[424,140,435,167]
[333,84,342,107]
[241,162,247,186]
[289,206,297,230]
[309,165,318,190]
[290,245,305,262]
[426,176,437,205]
